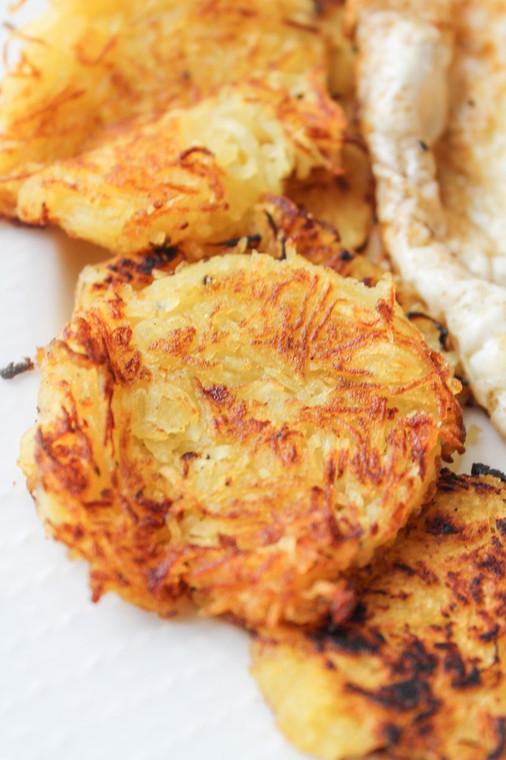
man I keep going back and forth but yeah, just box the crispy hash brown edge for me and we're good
[250,469,506,760]
[0,0,348,254]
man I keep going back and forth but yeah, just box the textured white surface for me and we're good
[1,4,505,760]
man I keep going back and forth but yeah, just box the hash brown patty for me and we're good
[20,251,464,628]
[251,469,506,759]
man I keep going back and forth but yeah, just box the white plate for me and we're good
[1,5,505,760]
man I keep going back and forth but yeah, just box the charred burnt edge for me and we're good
[406,311,449,350]
[477,554,505,578]
[307,623,383,655]
[349,601,368,623]
[107,261,134,280]
[0,356,35,379]
[424,513,462,536]
[181,451,198,461]
[437,469,470,492]
[470,574,484,604]
[451,665,481,688]
[440,643,466,680]
[471,462,506,483]
[383,723,402,746]
[138,245,180,275]
[419,140,429,151]
[393,562,416,577]
[264,210,278,235]
[446,569,473,605]
[212,234,262,248]
[347,676,434,712]
[354,238,370,254]
[394,638,437,677]
[413,697,442,724]
[496,519,506,537]
[340,249,354,261]
[487,717,506,760]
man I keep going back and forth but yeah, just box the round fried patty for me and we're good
[20,251,464,627]
[251,469,506,760]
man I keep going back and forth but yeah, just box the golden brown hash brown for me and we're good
[73,191,376,309]
[72,191,464,389]
[20,251,464,629]
[0,0,346,254]
[251,469,506,760]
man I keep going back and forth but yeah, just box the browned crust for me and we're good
[251,470,506,759]
[21,254,464,628]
